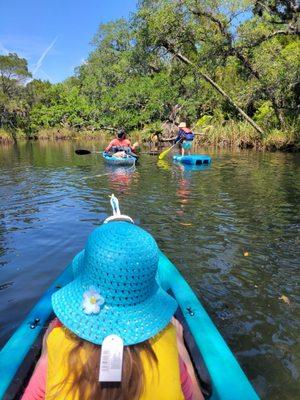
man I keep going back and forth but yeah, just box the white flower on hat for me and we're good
[82,287,105,315]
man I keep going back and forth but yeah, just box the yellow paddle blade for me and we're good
[158,146,172,160]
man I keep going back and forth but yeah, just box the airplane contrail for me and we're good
[32,36,58,77]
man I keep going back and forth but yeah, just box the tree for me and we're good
[76,19,135,101]
[134,0,265,135]
[180,0,299,127]
[253,0,300,33]
[0,54,31,134]
[0,53,31,97]
[0,2,298,148]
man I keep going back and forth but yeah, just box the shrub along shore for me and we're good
[0,128,109,142]
[1,123,299,152]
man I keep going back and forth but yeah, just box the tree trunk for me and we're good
[234,51,286,128]
[189,6,287,128]
[272,101,286,128]
[174,51,265,136]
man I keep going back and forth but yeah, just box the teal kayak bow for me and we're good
[0,251,259,400]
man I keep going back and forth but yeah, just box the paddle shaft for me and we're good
[158,142,178,160]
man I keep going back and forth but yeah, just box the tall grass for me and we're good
[75,130,110,140]
[33,128,76,140]
[262,129,300,151]
[0,129,13,143]
[32,128,110,141]
[193,121,299,151]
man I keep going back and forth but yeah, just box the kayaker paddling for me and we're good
[105,129,139,158]
[21,199,203,400]
[158,122,195,160]
[175,122,195,156]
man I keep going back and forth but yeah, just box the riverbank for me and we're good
[193,121,300,152]
[0,128,110,143]
[0,123,299,152]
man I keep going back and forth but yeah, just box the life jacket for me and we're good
[111,145,132,154]
[45,323,184,400]
[180,128,194,141]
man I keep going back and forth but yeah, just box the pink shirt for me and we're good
[105,138,132,153]
[21,355,47,400]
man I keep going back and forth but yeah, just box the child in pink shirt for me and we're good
[21,318,200,400]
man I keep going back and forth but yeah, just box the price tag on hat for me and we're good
[99,335,124,382]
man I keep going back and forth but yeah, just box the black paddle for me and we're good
[75,149,139,159]
[75,149,98,155]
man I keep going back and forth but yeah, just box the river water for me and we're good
[0,141,299,399]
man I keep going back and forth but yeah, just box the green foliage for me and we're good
[0,53,31,87]
[0,53,32,133]
[263,128,298,150]
[253,101,277,129]
[139,121,163,140]
[195,115,213,128]
[29,85,96,132]
[194,119,260,148]
[0,129,13,143]
[97,72,179,130]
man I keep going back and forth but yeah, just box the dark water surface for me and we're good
[0,141,299,399]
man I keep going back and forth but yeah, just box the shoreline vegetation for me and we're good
[0,1,299,152]
[1,123,298,152]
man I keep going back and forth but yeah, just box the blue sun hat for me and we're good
[71,195,133,277]
[71,250,84,277]
[52,196,177,345]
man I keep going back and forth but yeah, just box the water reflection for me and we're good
[175,163,211,172]
[176,165,191,218]
[174,163,211,219]
[105,165,138,194]
[156,159,171,171]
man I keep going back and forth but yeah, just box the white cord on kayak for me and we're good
[110,194,120,216]
[104,194,134,224]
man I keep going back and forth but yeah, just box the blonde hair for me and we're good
[48,328,157,400]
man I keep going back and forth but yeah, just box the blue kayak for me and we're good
[0,251,259,400]
[173,154,212,165]
[103,152,136,166]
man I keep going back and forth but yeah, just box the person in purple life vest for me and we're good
[174,122,195,156]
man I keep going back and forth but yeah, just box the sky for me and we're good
[0,0,137,83]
